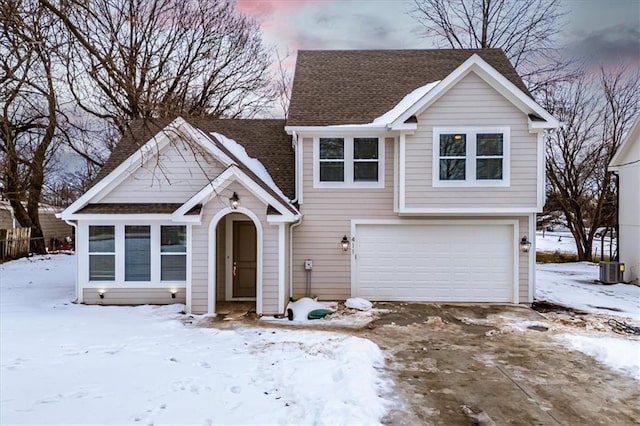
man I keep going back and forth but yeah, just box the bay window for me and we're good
[161,226,187,281]
[86,224,188,284]
[89,226,115,281]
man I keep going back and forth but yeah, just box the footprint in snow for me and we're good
[230,386,241,394]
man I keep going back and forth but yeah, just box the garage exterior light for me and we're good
[341,235,350,252]
[520,236,532,253]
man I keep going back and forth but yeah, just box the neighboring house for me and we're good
[609,118,640,284]
[1,201,74,246]
[59,49,559,315]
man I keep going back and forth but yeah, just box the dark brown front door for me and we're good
[232,221,257,298]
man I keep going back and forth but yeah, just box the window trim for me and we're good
[88,225,116,281]
[313,136,385,188]
[86,222,188,287]
[160,225,187,282]
[432,127,510,187]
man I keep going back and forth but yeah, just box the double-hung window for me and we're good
[125,225,150,281]
[89,226,115,281]
[434,127,509,186]
[315,136,383,187]
[160,226,187,281]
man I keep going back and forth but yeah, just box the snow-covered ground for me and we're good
[535,262,640,381]
[536,262,640,320]
[536,230,616,257]
[0,255,391,425]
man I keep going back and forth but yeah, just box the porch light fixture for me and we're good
[341,235,350,252]
[98,290,105,299]
[229,192,239,210]
[170,290,177,299]
[520,236,532,253]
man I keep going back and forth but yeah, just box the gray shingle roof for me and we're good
[287,49,530,126]
[93,118,294,200]
[76,203,200,214]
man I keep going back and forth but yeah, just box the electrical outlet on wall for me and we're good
[304,259,313,270]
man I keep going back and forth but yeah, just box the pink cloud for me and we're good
[236,0,323,18]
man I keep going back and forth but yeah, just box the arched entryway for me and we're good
[207,207,263,316]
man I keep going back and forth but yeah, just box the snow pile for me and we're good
[371,81,441,124]
[286,297,326,321]
[211,131,289,201]
[346,297,373,311]
[536,262,640,320]
[0,256,391,425]
[557,334,640,381]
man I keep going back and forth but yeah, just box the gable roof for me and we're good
[94,117,295,199]
[287,49,531,127]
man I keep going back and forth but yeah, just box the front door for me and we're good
[232,221,257,298]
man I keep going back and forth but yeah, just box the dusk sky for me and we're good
[235,0,640,70]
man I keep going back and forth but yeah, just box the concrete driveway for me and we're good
[362,303,640,425]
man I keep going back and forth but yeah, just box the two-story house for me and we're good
[59,49,558,315]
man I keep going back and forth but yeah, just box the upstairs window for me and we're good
[353,138,379,182]
[433,127,509,187]
[319,138,345,182]
[315,137,384,188]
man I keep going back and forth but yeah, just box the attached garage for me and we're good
[353,221,517,302]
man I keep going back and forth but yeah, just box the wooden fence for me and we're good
[0,227,31,260]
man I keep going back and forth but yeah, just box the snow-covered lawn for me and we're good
[0,255,391,425]
[535,262,640,381]
[536,262,640,320]
[536,230,616,256]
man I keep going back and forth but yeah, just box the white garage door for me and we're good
[355,223,515,302]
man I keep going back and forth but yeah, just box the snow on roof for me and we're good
[333,80,441,128]
[211,132,290,202]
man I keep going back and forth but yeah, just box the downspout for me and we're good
[289,216,303,299]
[290,131,299,204]
[288,131,302,299]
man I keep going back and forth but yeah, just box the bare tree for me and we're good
[1,0,67,254]
[40,0,276,135]
[544,68,640,260]
[410,0,569,92]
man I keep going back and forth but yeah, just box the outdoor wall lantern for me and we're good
[520,236,532,253]
[170,289,177,299]
[341,235,350,252]
[98,290,105,299]
[229,192,239,210]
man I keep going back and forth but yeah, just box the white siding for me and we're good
[293,138,397,300]
[190,181,283,315]
[83,288,186,305]
[404,72,538,208]
[100,139,225,204]
[617,140,640,282]
[294,131,532,301]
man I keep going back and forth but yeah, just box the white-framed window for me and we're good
[433,127,509,187]
[86,223,188,285]
[160,226,187,281]
[89,225,115,281]
[314,136,384,188]
[125,225,151,281]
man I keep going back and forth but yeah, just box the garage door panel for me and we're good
[355,223,514,302]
